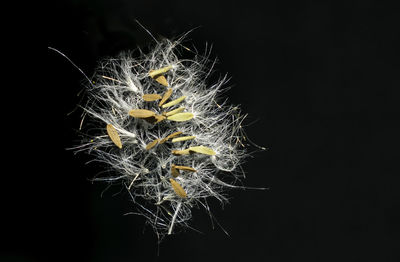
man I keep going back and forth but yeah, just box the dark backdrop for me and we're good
[21,1,399,261]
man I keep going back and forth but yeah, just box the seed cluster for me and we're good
[76,38,249,238]
[120,67,199,196]
[108,65,217,198]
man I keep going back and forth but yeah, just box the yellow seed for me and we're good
[145,139,159,150]
[142,93,162,101]
[129,109,156,118]
[167,131,183,139]
[159,131,183,144]
[171,149,191,155]
[148,65,172,78]
[169,178,187,198]
[171,136,196,143]
[167,112,194,122]
[171,164,180,178]
[188,146,216,155]
[154,75,169,87]
[149,66,171,87]
[161,96,186,108]
[159,88,173,107]
[174,165,197,172]
[165,107,185,116]
[106,124,122,149]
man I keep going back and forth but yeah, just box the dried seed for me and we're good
[167,131,183,139]
[106,124,122,149]
[161,96,186,108]
[165,107,185,117]
[154,75,168,87]
[188,146,216,155]
[129,109,156,118]
[142,93,162,101]
[145,139,159,150]
[167,112,194,122]
[174,165,197,172]
[171,149,191,155]
[148,65,172,78]
[169,178,187,198]
[171,136,196,143]
[159,131,183,144]
[171,164,180,178]
[149,66,172,87]
[159,88,173,107]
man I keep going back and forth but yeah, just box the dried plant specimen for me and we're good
[71,37,264,240]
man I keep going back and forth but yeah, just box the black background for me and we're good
[12,0,400,261]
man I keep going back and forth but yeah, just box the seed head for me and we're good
[75,37,254,238]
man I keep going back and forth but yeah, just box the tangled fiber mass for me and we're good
[74,36,259,238]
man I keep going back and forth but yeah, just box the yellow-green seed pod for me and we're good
[106,124,122,149]
[161,96,186,108]
[167,112,194,122]
[171,136,196,143]
[169,178,187,198]
[188,146,216,155]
